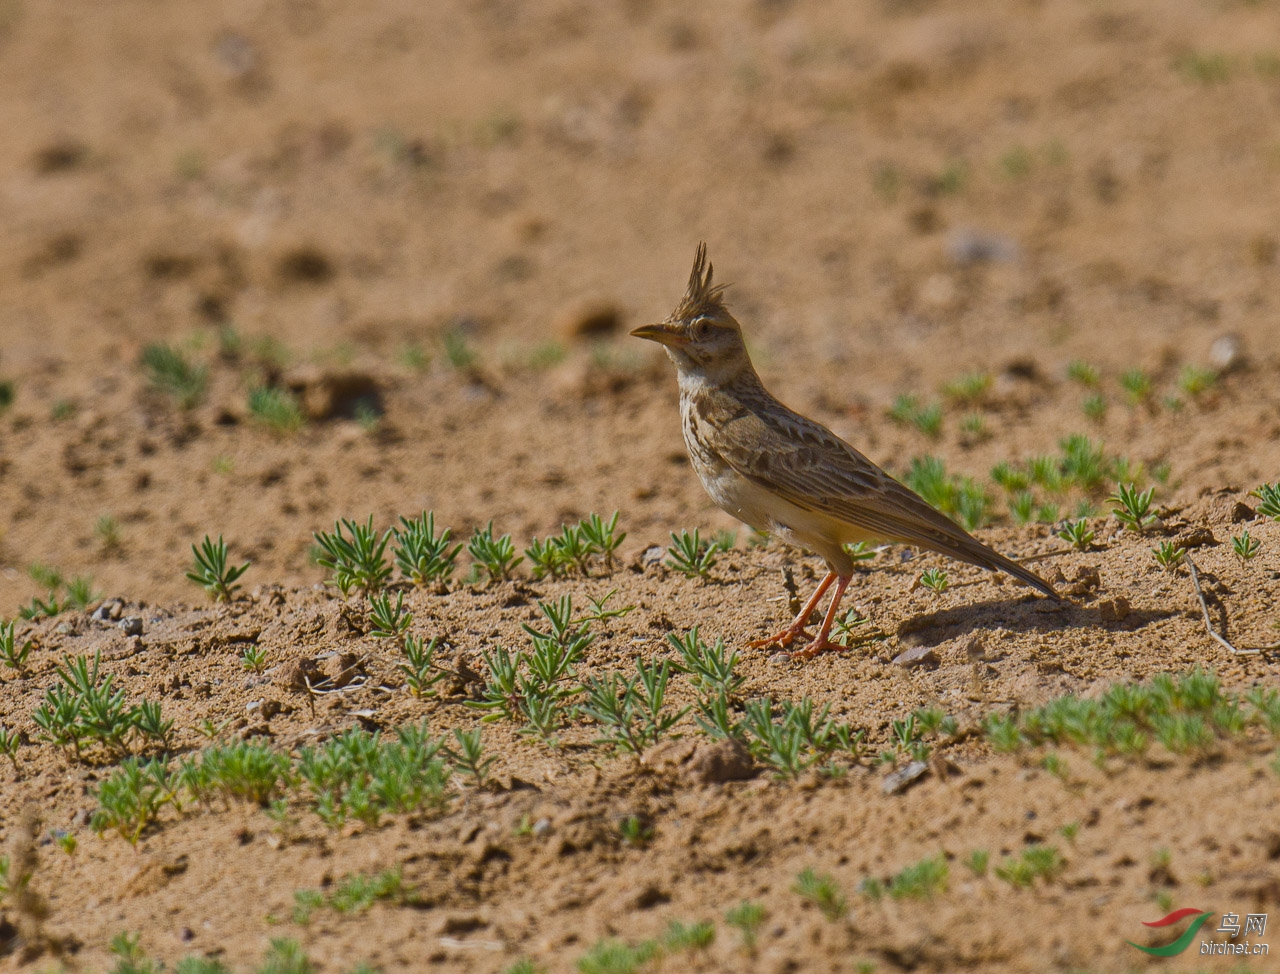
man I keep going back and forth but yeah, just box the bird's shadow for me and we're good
[891,596,1170,646]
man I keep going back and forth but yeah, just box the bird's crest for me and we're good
[672,242,729,321]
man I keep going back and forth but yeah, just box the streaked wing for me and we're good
[707,391,989,555]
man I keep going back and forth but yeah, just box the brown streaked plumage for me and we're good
[633,243,1062,658]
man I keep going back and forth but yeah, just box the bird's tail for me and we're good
[937,537,1063,602]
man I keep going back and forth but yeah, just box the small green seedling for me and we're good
[368,591,412,641]
[443,727,496,786]
[467,522,523,581]
[1068,359,1102,386]
[580,511,626,570]
[618,815,653,847]
[0,726,19,769]
[1109,482,1157,533]
[399,634,445,698]
[793,867,848,920]
[994,845,1065,888]
[1119,368,1152,405]
[141,343,208,409]
[1178,364,1216,398]
[725,901,766,951]
[186,535,250,602]
[314,517,393,596]
[666,528,718,578]
[1082,393,1107,422]
[576,939,658,974]
[1057,519,1095,551]
[392,511,461,587]
[96,514,122,551]
[662,919,715,952]
[248,386,306,433]
[919,568,949,594]
[889,854,949,900]
[889,393,943,438]
[241,645,268,674]
[1231,529,1261,565]
[959,412,988,440]
[943,371,992,405]
[581,660,688,755]
[1152,541,1186,572]
[1253,482,1280,521]
[0,621,32,672]
[964,849,990,876]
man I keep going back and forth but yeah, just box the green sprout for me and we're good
[1119,368,1152,405]
[1152,541,1186,572]
[1057,519,1095,551]
[0,621,32,673]
[889,854,949,900]
[186,535,250,602]
[725,901,766,951]
[241,645,268,674]
[1066,360,1100,387]
[666,528,718,578]
[1253,482,1280,520]
[467,522,523,581]
[1082,393,1107,422]
[248,386,306,433]
[141,343,208,409]
[1109,482,1157,533]
[1178,365,1216,398]
[368,591,412,641]
[1231,529,1261,565]
[442,728,496,786]
[314,516,393,596]
[580,659,688,755]
[919,568,949,594]
[943,371,992,405]
[96,514,122,551]
[793,867,847,920]
[391,511,461,587]
[399,634,446,698]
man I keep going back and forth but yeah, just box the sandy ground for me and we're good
[2,0,1280,971]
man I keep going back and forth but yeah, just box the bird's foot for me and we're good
[747,626,812,650]
[787,636,846,661]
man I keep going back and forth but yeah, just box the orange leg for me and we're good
[789,573,853,660]
[747,571,837,650]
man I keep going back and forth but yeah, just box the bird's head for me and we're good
[631,243,753,386]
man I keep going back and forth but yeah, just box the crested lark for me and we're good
[633,244,1062,659]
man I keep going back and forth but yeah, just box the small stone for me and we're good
[638,545,665,570]
[688,738,756,784]
[280,658,322,691]
[1098,597,1130,622]
[947,227,1020,265]
[531,818,552,837]
[883,760,930,795]
[1208,333,1245,373]
[1228,501,1256,523]
[118,617,143,636]
[1175,526,1217,549]
[1062,566,1101,597]
[893,645,939,669]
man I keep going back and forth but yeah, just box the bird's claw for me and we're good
[747,626,812,650]
[787,637,845,660]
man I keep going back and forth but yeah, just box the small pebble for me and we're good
[118,617,143,636]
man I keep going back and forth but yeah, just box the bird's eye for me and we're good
[692,319,713,340]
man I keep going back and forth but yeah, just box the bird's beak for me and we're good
[630,322,688,346]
